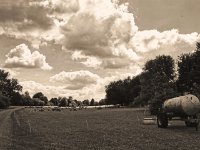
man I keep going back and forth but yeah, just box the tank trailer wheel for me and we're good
[157,114,168,128]
[185,121,192,127]
[185,115,199,131]
[185,121,199,130]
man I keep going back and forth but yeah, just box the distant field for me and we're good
[1,107,200,150]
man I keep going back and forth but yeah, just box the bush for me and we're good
[32,98,45,106]
[149,100,163,115]
[0,94,10,109]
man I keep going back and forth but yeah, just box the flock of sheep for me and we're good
[25,106,83,112]
[25,104,120,112]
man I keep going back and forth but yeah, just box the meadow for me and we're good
[1,107,200,150]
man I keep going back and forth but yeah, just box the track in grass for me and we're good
[1,107,200,150]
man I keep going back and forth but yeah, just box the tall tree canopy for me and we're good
[177,42,200,98]
[33,92,48,105]
[0,69,22,98]
[105,76,141,105]
[177,53,193,93]
[137,55,177,114]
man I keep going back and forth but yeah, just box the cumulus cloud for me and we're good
[20,80,97,100]
[0,67,19,78]
[20,80,68,99]
[50,70,100,89]
[60,0,139,69]
[29,0,80,14]
[4,44,52,70]
[1,0,199,69]
[0,1,53,30]
[60,0,200,69]
[71,51,102,68]
[131,29,200,53]
[0,0,64,49]
[78,71,139,100]
[1,0,200,100]
[128,29,200,66]
[20,70,139,100]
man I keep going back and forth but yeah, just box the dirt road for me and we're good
[0,107,23,150]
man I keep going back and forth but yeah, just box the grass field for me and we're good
[1,107,200,150]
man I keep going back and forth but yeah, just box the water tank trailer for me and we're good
[157,94,200,130]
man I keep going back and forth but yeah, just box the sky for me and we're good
[0,0,200,100]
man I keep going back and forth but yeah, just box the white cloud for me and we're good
[20,70,140,100]
[4,44,52,70]
[72,51,102,68]
[20,80,68,99]
[29,0,79,14]
[1,0,199,70]
[1,0,200,100]
[50,70,100,89]
[78,71,139,100]
[81,57,102,68]
[60,0,139,69]
[0,26,5,34]
[0,67,20,78]
[20,80,95,100]
[131,29,200,53]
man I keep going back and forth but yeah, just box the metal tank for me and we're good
[163,94,200,116]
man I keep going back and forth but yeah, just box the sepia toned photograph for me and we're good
[0,0,200,149]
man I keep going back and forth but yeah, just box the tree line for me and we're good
[0,70,104,109]
[105,42,200,114]
[1,42,200,112]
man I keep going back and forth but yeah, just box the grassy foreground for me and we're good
[1,107,200,150]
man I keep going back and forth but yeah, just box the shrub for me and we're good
[0,94,10,109]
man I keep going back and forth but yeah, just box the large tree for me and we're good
[33,92,48,105]
[0,69,22,98]
[50,98,59,106]
[139,55,177,114]
[22,91,33,106]
[105,76,141,105]
[0,93,10,109]
[10,92,24,106]
[177,42,200,98]
[177,53,193,93]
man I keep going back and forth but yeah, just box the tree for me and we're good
[68,96,73,102]
[22,91,33,106]
[133,72,153,106]
[10,92,23,106]
[0,69,22,98]
[190,43,200,97]
[139,55,177,114]
[83,99,89,106]
[177,53,193,93]
[90,99,95,106]
[105,79,128,105]
[50,98,59,106]
[59,97,68,107]
[105,76,141,106]
[0,93,10,109]
[144,55,175,81]
[33,92,48,105]
[177,42,200,98]
[32,98,45,106]
[40,96,48,105]
[99,99,106,105]
[33,92,44,99]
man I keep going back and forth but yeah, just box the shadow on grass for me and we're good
[161,125,199,134]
